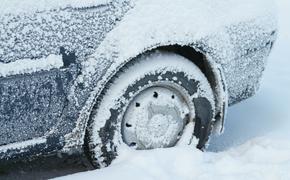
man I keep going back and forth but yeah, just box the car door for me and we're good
[0,61,78,146]
[0,1,132,146]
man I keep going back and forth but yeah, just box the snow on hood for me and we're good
[0,0,276,19]
[0,0,112,15]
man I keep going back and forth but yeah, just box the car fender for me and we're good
[62,0,230,150]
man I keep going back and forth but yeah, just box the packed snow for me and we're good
[54,0,290,179]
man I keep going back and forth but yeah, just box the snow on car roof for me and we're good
[0,0,112,15]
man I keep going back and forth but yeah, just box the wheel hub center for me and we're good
[122,86,191,149]
[147,114,170,137]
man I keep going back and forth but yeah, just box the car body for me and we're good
[0,0,276,162]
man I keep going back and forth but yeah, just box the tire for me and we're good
[85,51,215,168]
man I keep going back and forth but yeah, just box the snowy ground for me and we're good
[55,0,290,179]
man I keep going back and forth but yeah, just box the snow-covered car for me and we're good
[0,0,276,168]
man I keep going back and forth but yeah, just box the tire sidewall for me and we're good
[85,52,215,168]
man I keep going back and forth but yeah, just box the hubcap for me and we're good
[122,86,191,149]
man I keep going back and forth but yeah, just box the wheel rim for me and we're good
[122,85,192,149]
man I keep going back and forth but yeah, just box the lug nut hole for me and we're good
[125,123,132,127]
[153,92,158,98]
[136,102,140,107]
[129,142,137,147]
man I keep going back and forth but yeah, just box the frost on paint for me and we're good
[0,0,113,15]
[0,0,277,161]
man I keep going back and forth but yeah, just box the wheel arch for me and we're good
[98,44,228,134]
[155,45,228,134]
[104,44,228,133]
[63,43,228,151]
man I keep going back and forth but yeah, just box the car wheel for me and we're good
[85,51,215,168]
